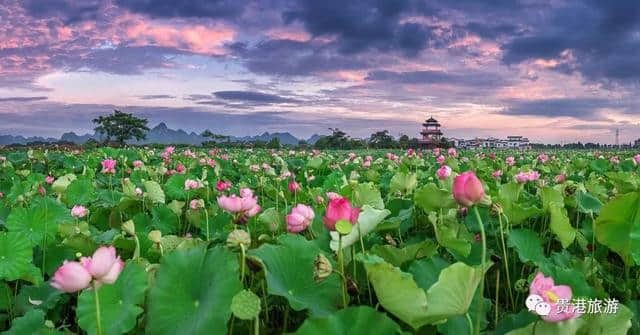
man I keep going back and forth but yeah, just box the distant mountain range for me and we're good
[0,123,324,146]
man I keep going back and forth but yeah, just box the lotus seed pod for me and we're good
[226,229,251,249]
[314,253,333,282]
[515,278,529,293]
[148,230,162,243]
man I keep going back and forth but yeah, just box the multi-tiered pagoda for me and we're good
[418,117,443,148]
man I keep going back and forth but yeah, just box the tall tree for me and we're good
[93,110,149,145]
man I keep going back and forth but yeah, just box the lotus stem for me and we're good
[473,206,486,335]
[94,283,103,335]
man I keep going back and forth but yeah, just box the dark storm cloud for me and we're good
[281,0,437,56]
[213,91,300,103]
[21,0,102,23]
[227,39,380,76]
[0,96,48,102]
[138,95,177,100]
[366,70,510,87]
[501,98,626,120]
[114,0,249,20]
[501,0,640,84]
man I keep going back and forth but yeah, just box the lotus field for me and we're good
[1,147,640,335]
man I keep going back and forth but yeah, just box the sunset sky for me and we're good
[1,0,639,143]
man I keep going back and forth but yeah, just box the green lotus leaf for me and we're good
[77,262,147,335]
[6,197,71,246]
[249,234,342,316]
[0,232,33,281]
[146,247,242,335]
[291,306,402,335]
[595,191,640,265]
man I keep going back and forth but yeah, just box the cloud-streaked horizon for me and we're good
[1,0,639,144]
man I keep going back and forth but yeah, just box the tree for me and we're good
[267,137,281,149]
[398,134,410,149]
[369,130,396,148]
[93,110,149,145]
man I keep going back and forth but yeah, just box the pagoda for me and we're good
[418,116,443,148]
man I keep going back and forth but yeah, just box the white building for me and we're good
[454,135,530,150]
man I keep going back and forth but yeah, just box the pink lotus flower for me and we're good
[216,180,232,191]
[529,171,540,181]
[38,185,46,197]
[505,156,515,166]
[51,261,92,293]
[0,192,4,198]
[245,204,261,217]
[250,164,260,172]
[132,160,143,168]
[240,188,254,198]
[135,187,143,196]
[217,195,243,212]
[83,246,124,284]
[452,171,485,207]
[515,172,530,183]
[362,160,371,168]
[288,181,301,193]
[323,197,360,231]
[326,192,341,200]
[287,204,315,233]
[0,156,5,162]
[634,154,640,165]
[45,176,55,184]
[101,159,117,174]
[554,174,566,184]
[176,163,186,174]
[538,153,549,164]
[530,272,582,322]
[190,199,202,210]
[71,205,88,218]
[406,149,415,157]
[492,170,503,179]
[433,148,441,156]
[207,159,216,168]
[316,195,324,204]
[436,155,446,165]
[220,154,229,160]
[437,165,452,180]
[610,156,620,165]
[164,146,175,154]
[448,148,458,157]
[184,179,202,190]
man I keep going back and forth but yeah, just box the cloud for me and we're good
[0,96,48,102]
[500,97,626,120]
[138,94,177,100]
[500,1,640,85]
[365,70,510,87]
[21,0,102,23]
[115,0,249,20]
[213,90,300,103]
[281,0,438,57]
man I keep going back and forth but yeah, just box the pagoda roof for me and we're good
[425,117,438,122]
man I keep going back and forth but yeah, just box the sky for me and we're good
[1,0,639,144]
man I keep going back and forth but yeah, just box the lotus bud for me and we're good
[122,220,136,236]
[226,229,251,249]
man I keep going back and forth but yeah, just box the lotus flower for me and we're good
[505,156,515,166]
[132,160,143,168]
[216,180,232,191]
[529,272,582,322]
[448,148,458,157]
[83,246,124,284]
[51,261,92,293]
[323,197,360,231]
[101,159,116,174]
[71,205,88,218]
[184,179,202,190]
[437,165,452,180]
[436,155,446,164]
[492,170,503,179]
[288,181,301,193]
[45,176,55,184]
[286,204,315,233]
[452,171,485,207]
